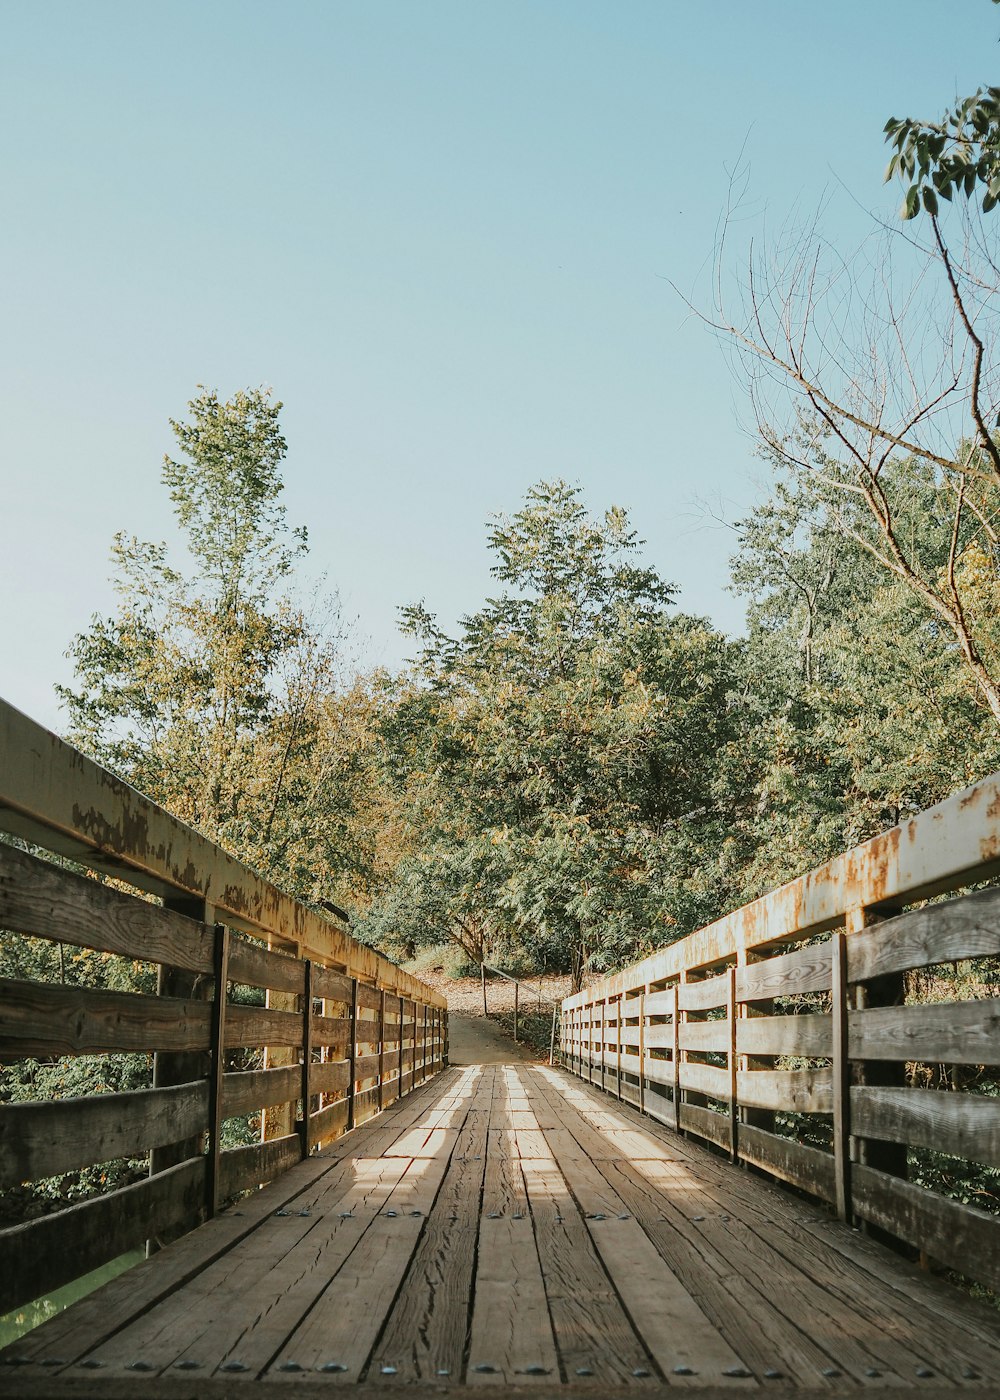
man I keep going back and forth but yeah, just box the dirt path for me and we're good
[446,1011,536,1064]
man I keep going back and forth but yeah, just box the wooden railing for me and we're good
[0,700,447,1317]
[559,773,1000,1294]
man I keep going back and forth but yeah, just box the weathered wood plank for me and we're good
[736,943,833,1001]
[737,1124,836,1202]
[223,1003,303,1050]
[0,1081,209,1187]
[677,1101,731,1149]
[736,1013,832,1058]
[221,1063,302,1119]
[677,1020,730,1053]
[0,841,213,972]
[0,1157,205,1314]
[852,1085,1000,1166]
[737,1067,833,1114]
[678,1060,730,1099]
[849,998,1000,1065]
[311,964,353,1003]
[853,1162,1000,1292]
[467,1111,559,1385]
[848,885,1000,981]
[226,937,304,995]
[371,1092,489,1380]
[217,1133,301,1200]
[0,977,210,1058]
[677,974,729,1012]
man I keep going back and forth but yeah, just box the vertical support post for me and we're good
[444,1005,450,1067]
[600,1000,606,1092]
[514,981,519,1043]
[727,965,739,1165]
[150,893,214,1253]
[672,984,681,1132]
[347,977,358,1132]
[481,964,488,1016]
[300,959,314,1159]
[616,996,623,1101]
[549,1004,558,1065]
[207,923,230,1218]
[411,998,418,1093]
[638,987,646,1116]
[422,1004,428,1083]
[832,929,852,1223]
[378,988,387,1113]
[587,1002,594,1084]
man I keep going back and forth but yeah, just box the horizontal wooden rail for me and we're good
[0,700,448,1317]
[560,771,1000,1295]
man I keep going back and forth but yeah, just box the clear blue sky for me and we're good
[2,0,995,730]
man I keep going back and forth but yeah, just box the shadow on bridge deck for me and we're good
[3,1064,999,1399]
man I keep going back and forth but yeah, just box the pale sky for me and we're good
[2,0,995,730]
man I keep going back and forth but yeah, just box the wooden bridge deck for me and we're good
[4,1063,1000,1399]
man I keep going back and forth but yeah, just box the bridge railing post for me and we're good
[207,923,230,1217]
[300,960,314,1159]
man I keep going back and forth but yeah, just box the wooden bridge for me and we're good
[1,698,999,1396]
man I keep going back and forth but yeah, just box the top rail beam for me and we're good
[0,698,444,1008]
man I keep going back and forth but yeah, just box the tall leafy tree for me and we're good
[59,387,353,897]
[362,482,743,986]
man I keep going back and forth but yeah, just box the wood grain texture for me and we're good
[849,997,1000,1065]
[851,1084,1000,1165]
[847,885,1000,981]
[0,841,213,971]
[0,1080,209,1187]
[0,1158,206,1314]
[227,938,304,995]
[217,1133,301,1200]
[736,944,833,1001]
[0,977,210,1058]
[853,1161,1000,1292]
[736,1013,832,1058]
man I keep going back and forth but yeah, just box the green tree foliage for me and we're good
[58,387,356,899]
[360,482,745,987]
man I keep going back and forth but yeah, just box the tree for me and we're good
[695,11,1000,726]
[360,481,744,988]
[59,387,354,899]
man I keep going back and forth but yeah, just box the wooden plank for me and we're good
[310,1098,349,1148]
[518,1151,651,1383]
[677,1020,730,1053]
[736,943,833,1001]
[313,1012,352,1047]
[355,981,383,1012]
[677,974,729,1011]
[465,1125,558,1385]
[266,1134,460,1377]
[0,1157,205,1314]
[0,1081,209,1187]
[848,885,1000,981]
[677,1101,731,1149]
[0,977,210,1058]
[737,1124,836,1203]
[678,1061,730,1100]
[530,1081,752,1385]
[223,1003,303,1050]
[221,1064,302,1119]
[736,1013,832,1058]
[227,936,304,995]
[853,1162,1000,1292]
[0,840,214,972]
[371,1093,490,1380]
[852,1085,1000,1166]
[849,998,1000,1065]
[310,1058,351,1097]
[737,1068,832,1114]
[311,964,353,1003]
[217,1132,301,1201]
